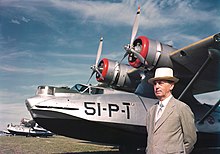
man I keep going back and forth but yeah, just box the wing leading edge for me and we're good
[170,33,220,95]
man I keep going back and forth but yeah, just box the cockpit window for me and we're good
[36,84,104,95]
[36,86,55,95]
[72,84,88,92]
[91,87,104,94]
[71,84,104,94]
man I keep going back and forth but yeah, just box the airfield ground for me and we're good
[0,135,220,154]
[0,135,121,154]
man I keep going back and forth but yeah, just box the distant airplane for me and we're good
[6,118,53,137]
[25,6,220,153]
[1,130,11,136]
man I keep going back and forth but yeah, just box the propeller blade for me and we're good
[130,6,140,46]
[119,52,129,64]
[130,48,147,65]
[120,7,141,65]
[87,70,96,84]
[95,37,103,67]
[87,37,104,84]
[96,68,104,80]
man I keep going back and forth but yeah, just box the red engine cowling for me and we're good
[96,58,142,92]
[128,36,177,68]
[96,58,110,82]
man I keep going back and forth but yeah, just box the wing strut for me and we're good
[198,99,220,124]
[178,49,215,100]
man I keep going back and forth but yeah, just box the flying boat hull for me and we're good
[26,86,220,149]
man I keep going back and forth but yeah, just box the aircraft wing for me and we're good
[127,67,144,78]
[170,33,220,95]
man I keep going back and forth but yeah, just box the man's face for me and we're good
[153,80,174,101]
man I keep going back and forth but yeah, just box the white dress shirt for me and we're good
[155,95,173,122]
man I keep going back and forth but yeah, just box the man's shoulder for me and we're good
[149,103,157,112]
[171,97,190,109]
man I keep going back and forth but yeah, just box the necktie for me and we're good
[155,103,164,122]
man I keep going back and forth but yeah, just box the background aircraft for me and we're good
[6,118,53,137]
[25,7,220,153]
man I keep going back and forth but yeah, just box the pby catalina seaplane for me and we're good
[6,118,53,137]
[25,7,220,153]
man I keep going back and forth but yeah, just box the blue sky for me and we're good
[0,0,219,130]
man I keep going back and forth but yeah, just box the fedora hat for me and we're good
[148,67,179,85]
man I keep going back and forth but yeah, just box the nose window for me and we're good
[36,86,55,95]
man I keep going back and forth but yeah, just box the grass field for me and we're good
[0,135,120,154]
[1,135,220,154]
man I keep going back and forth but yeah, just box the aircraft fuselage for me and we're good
[25,85,220,148]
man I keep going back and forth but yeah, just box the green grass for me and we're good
[1,135,218,154]
[0,135,119,154]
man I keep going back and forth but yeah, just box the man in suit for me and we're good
[146,67,197,154]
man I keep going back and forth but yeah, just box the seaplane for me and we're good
[25,6,220,153]
[6,118,53,137]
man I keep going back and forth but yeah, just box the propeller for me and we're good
[120,6,141,63]
[130,6,140,47]
[87,37,104,84]
[125,45,147,65]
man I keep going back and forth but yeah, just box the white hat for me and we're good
[148,67,179,85]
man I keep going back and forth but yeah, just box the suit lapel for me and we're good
[154,97,176,133]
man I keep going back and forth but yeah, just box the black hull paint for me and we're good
[33,109,146,147]
[32,109,220,148]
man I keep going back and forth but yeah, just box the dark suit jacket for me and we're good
[146,97,197,154]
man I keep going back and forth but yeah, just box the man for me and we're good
[146,67,197,154]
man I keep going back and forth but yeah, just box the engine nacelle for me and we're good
[128,36,177,68]
[96,58,142,92]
